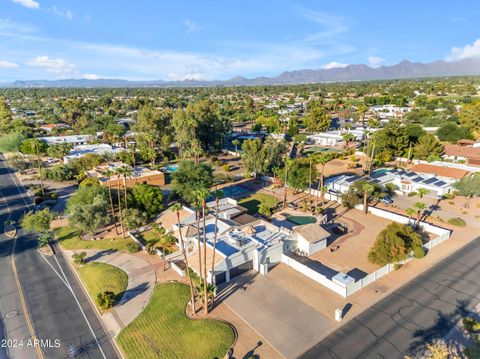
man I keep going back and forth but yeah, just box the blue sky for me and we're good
[1,0,480,81]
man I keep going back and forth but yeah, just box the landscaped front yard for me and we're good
[137,228,177,254]
[54,226,136,252]
[77,262,128,310]
[117,282,234,359]
[239,193,279,214]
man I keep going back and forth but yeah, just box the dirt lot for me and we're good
[310,208,391,275]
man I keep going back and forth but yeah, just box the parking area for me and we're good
[219,271,333,359]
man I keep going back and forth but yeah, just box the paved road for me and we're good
[0,155,119,359]
[299,237,480,359]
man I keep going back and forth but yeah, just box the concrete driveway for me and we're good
[218,271,333,359]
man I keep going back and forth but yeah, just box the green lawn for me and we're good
[138,229,177,254]
[117,283,234,359]
[239,193,279,214]
[54,226,136,252]
[77,262,128,310]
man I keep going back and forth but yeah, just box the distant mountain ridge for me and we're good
[3,58,480,88]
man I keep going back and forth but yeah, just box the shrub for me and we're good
[38,233,50,247]
[215,160,223,167]
[126,242,141,253]
[72,251,87,265]
[222,164,232,172]
[407,191,417,197]
[443,193,455,200]
[394,263,402,270]
[96,291,115,310]
[463,317,480,332]
[210,156,218,163]
[145,242,158,255]
[368,223,423,265]
[49,192,58,199]
[448,218,466,227]
[413,246,425,259]
[448,201,455,205]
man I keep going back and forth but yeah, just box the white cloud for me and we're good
[183,19,202,33]
[368,56,385,67]
[0,60,19,69]
[12,0,39,9]
[167,71,204,81]
[447,39,480,61]
[27,56,76,76]
[321,61,348,69]
[81,74,100,80]
[51,6,73,20]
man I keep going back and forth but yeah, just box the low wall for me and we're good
[281,254,347,297]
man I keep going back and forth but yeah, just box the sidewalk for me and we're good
[63,249,156,337]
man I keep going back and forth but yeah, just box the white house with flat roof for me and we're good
[63,144,125,163]
[39,134,93,146]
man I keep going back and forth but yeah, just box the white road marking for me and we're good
[0,155,108,359]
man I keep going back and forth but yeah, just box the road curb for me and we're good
[54,240,125,359]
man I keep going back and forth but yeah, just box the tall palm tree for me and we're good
[118,166,132,210]
[315,154,330,207]
[283,158,290,209]
[194,188,211,314]
[211,186,222,285]
[105,169,119,235]
[405,207,416,224]
[416,188,430,199]
[172,203,196,315]
[413,202,426,228]
[361,182,375,214]
[114,171,126,239]
[192,196,203,301]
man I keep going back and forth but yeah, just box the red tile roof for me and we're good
[444,145,480,161]
[410,163,469,179]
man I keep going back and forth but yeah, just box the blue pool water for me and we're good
[163,165,178,173]
[373,168,391,176]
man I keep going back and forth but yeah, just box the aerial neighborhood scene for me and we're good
[1,1,480,359]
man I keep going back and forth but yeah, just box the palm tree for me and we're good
[361,182,375,214]
[315,154,330,207]
[117,166,132,210]
[416,188,430,199]
[114,171,126,239]
[191,196,203,305]
[232,139,240,157]
[105,169,119,235]
[172,203,196,315]
[194,188,211,314]
[283,158,290,209]
[413,202,427,228]
[405,207,416,225]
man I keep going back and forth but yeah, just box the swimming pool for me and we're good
[286,216,317,225]
[373,168,391,176]
[163,164,178,173]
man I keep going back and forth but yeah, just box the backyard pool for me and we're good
[372,168,391,176]
[286,216,317,225]
[304,146,343,154]
[163,164,178,173]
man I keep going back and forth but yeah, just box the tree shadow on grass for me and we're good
[118,281,150,305]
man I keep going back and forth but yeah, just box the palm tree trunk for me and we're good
[416,212,421,228]
[363,192,368,214]
[320,165,325,205]
[283,162,288,209]
[123,175,128,210]
[308,159,312,196]
[117,178,125,239]
[201,203,208,314]
[210,187,219,307]
[108,178,119,235]
[195,209,203,292]
[177,213,196,315]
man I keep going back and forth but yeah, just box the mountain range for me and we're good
[3,58,480,88]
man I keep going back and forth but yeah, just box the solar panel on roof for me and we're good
[345,176,360,183]
[370,179,380,184]
[423,177,438,184]
[405,172,416,177]
[412,176,423,182]
[434,181,447,186]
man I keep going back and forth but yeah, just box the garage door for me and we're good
[229,260,253,279]
[215,271,226,285]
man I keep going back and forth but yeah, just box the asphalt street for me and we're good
[299,236,480,359]
[0,155,119,359]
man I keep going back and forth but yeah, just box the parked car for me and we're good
[379,196,393,204]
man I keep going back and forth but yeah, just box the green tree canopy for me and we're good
[283,158,318,192]
[47,143,73,159]
[20,138,48,155]
[458,99,480,135]
[413,134,444,161]
[21,208,55,234]
[0,133,25,153]
[242,137,287,177]
[368,222,423,265]
[304,101,330,132]
[122,208,148,229]
[172,160,214,204]
[436,122,474,142]
[132,183,164,218]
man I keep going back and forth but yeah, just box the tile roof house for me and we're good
[443,145,480,166]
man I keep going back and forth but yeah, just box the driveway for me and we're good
[218,271,333,359]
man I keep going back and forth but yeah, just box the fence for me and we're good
[281,202,452,298]
[281,254,348,297]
